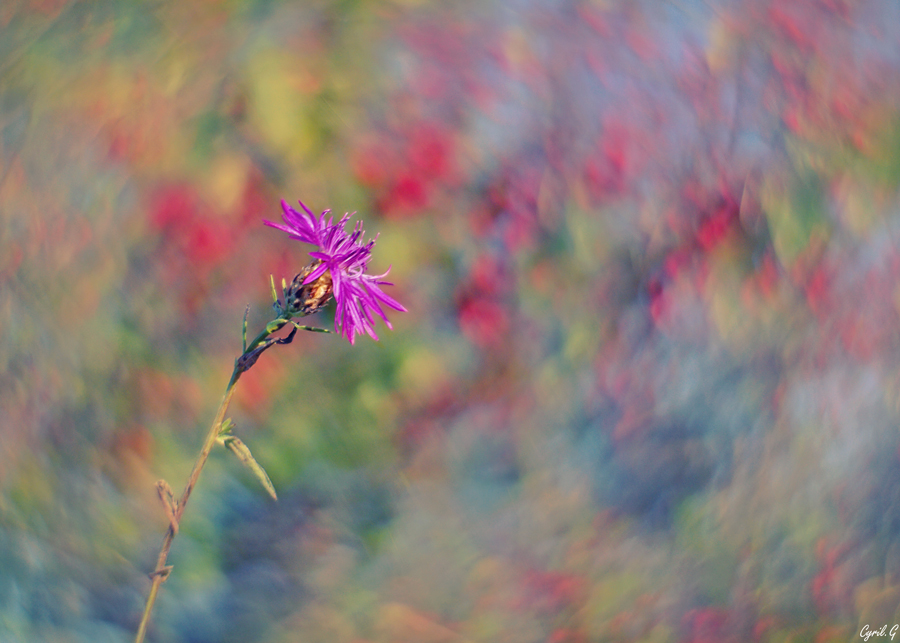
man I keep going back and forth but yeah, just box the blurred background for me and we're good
[2,0,900,641]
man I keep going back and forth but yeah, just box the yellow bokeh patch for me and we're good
[200,153,250,213]
[245,48,318,157]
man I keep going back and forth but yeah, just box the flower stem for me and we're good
[134,371,239,643]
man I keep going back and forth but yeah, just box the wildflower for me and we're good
[265,200,407,344]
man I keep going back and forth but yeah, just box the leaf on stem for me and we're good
[290,321,331,333]
[235,323,295,377]
[219,417,235,437]
[155,480,180,534]
[218,435,278,501]
[242,305,250,352]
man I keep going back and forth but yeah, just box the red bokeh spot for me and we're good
[459,298,509,348]
[380,173,431,218]
[185,219,232,266]
[408,124,455,180]
[696,202,738,252]
[150,184,198,231]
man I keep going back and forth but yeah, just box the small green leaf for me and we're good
[242,306,250,352]
[290,321,331,334]
[221,436,278,501]
[270,274,279,304]
[218,418,235,438]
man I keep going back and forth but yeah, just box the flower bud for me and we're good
[285,260,333,317]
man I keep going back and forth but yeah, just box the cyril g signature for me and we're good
[860,624,899,641]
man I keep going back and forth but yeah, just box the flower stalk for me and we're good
[134,377,238,643]
[135,310,329,642]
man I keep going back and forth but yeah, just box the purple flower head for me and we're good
[265,200,407,344]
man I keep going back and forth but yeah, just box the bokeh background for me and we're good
[3,0,900,641]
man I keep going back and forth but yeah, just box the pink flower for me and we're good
[265,200,406,344]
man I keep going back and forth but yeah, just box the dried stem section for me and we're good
[134,378,239,643]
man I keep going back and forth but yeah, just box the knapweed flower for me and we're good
[265,200,406,344]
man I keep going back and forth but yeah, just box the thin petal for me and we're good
[364,280,408,312]
[263,219,297,235]
[296,200,318,218]
[302,262,329,284]
[331,267,343,301]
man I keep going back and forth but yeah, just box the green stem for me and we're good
[134,315,298,641]
[134,365,241,642]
